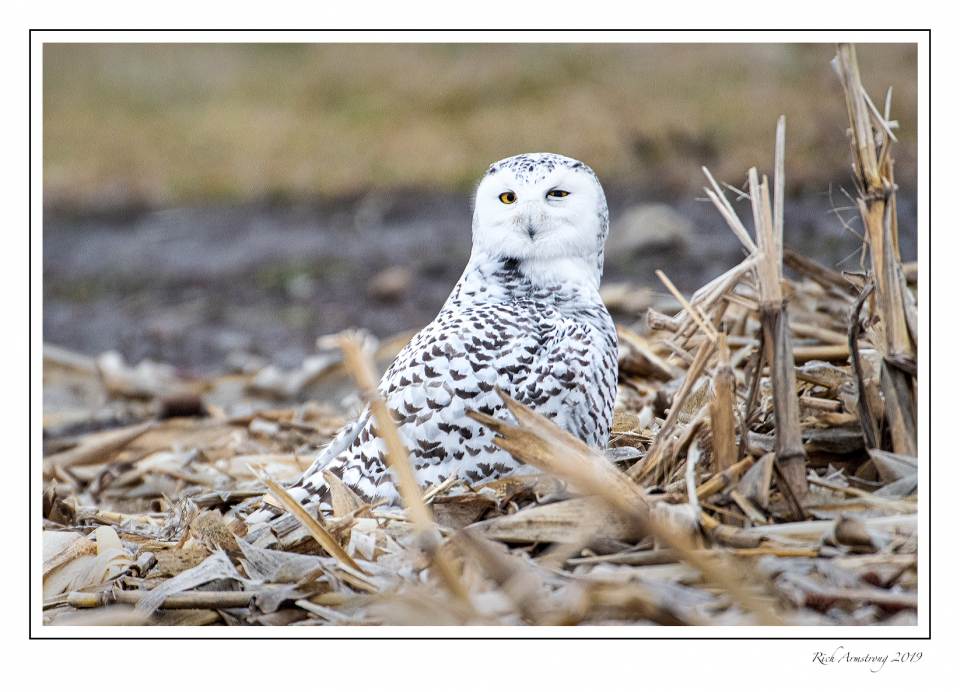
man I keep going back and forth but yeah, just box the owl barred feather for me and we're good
[247,153,618,522]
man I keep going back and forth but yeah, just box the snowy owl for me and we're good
[250,153,618,520]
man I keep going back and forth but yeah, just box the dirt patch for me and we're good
[43,186,917,373]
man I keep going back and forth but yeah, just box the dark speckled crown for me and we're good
[485,152,598,184]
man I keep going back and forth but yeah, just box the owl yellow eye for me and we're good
[499,191,516,204]
[547,189,570,198]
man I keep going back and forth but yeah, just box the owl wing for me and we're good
[291,300,614,506]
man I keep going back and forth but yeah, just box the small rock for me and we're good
[609,203,693,255]
[368,265,413,302]
[599,282,655,314]
[285,272,316,301]
[225,350,267,375]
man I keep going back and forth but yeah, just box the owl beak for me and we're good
[517,203,541,240]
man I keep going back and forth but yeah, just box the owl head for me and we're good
[471,153,609,287]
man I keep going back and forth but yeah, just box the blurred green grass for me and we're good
[43,43,918,211]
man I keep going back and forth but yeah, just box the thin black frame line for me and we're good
[28,27,33,641]
[28,28,932,641]
[29,29,933,34]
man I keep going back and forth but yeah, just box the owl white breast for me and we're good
[248,152,618,519]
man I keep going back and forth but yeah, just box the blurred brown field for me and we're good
[43,42,918,211]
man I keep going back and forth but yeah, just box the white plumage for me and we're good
[248,153,618,521]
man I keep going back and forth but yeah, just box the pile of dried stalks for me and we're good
[40,44,918,627]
